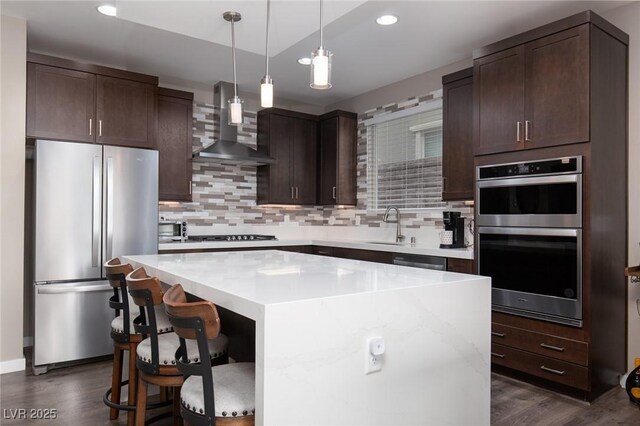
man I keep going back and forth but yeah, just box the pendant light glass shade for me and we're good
[261,0,274,108]
[228,96,244,125]
[261,76,274,108]
[310,48,332,89]
[224,11,243,125]
[310,0,332,90]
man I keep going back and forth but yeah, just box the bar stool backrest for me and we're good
[126,266,165,375]
[104,258,134,342]
[163,284,222,424]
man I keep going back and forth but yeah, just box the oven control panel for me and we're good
[478,156,581,180]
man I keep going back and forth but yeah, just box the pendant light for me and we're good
[224,11,244,125]
[260,0,274,108]
[310,0,332,90]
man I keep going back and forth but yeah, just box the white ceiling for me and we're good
[1,1,632,107]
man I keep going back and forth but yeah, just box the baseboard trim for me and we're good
[0,357,26,374]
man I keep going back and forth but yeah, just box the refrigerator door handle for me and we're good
[37,283,112,294]
[92,156,101,267]
[106,156,114,261]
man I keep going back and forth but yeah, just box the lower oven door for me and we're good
[478,227,582,327]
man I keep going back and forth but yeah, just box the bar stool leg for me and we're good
[172,386,182,426]
[135,375,148,426]
[127,342,138,425]
[109,344,124,419]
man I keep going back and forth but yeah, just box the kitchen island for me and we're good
[124,250,490,425]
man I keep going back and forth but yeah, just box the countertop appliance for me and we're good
[440,211,465,249]
[187,234,277,242]
[33,140,158,374]
[476,156,583,327]
[392,254,447,271]
[159,220,187,243]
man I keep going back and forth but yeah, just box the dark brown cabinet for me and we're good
[318,111,357,205]
[446,258,473,274]
[96,76,156,148]
[157,88,193,201]
[26,54,158,149]
[474,25,590,156]
[27,63,96,143]
[257,109,318,205]
[442,68,474,201]
[474,11,629,400]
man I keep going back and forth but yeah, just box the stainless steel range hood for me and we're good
[193,81,275,165]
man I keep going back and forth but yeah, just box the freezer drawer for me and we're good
[34,280,113,368]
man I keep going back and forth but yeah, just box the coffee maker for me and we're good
[440,211,465,248]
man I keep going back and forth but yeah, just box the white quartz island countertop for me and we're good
[124,250,490,425]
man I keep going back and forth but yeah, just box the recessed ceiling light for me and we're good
[97,5,117,17]
[376,15,398,26]
[297,57,312,65]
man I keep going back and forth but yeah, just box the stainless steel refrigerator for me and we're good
[33,139,158,374]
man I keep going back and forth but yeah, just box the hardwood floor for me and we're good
[1,359,639,425]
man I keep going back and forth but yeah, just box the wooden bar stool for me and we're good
[164,284,255,426]
[104,258,175,425]
[127,267,229,426]
[103,258,141,425]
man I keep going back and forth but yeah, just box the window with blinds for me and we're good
[367,107,445,210]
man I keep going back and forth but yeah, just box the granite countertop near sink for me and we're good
[158,238,474,260]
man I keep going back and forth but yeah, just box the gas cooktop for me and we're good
[187,234,277,242]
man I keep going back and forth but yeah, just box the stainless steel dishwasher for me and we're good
[392,254,447,271]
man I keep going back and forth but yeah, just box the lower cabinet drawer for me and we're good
[491,343,589,390]
[492,323,588,365]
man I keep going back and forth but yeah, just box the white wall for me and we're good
[326,58,471,114]
[603,2,640,373]
[0,14,27,373]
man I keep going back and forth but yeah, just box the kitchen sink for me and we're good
[365,241,406,246]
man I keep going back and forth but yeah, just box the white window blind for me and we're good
[367,107,445,210]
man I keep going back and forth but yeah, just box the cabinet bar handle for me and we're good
[525,120,531,142]
[442,177,447,192]
[540,343,565,352]
[189,180,192,195]
[332,186,336,200]
[295,187,299,200]
[291,187,294,199]
[540,365,565,376]
[491,331,505,337]
[491,352,505,359]
[99,119,103,137]
[89,119,93,136]
[516,121,522,143]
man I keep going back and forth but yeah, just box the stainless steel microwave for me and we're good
[159,220,187,243]
[476,156,582,228]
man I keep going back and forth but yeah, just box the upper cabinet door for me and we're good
[96,76,156,148]
[292,118,318,205]
[267,114,295,204]
[474,45,525,155]
[27,63,96,143]
[524,25,590,149]
[157,94,193,201]
[442,72,474,201]
[318,117,338,205]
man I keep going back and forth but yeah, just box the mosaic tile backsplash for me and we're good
[159,90,474,236]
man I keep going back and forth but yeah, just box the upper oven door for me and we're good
[476,174,582,228]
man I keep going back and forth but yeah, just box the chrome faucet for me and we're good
[383,206,405,243]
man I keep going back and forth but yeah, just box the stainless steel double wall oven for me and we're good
[476,156,583,326]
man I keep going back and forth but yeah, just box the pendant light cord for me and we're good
[265,0,270,76]
[319,0,324,49]
[231,18,238,98]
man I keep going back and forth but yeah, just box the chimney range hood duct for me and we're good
[193,81,275,165]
